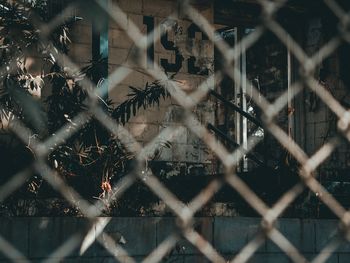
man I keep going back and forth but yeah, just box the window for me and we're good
[214,7,291,172]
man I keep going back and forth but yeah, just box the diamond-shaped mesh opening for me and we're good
[4,0,350,262]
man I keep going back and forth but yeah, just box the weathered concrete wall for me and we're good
[67,0,216,169]
[1,217,350,262]
[302,18,350,183]
[303,18,331,156]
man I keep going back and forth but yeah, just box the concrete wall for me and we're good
[1,217,350,262]
[302,18,350,182]
[67,0,216,168]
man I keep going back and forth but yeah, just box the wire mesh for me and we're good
[1,0,350,262]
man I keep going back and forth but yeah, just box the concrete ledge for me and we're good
[0,217,349,262]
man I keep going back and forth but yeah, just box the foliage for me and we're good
[113,80,170,124]
[0,0,172,215]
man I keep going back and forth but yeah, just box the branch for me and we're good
[112,80,170,124]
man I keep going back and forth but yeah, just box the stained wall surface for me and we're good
[68,0,216,171]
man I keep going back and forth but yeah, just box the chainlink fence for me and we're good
[2,0,350,262]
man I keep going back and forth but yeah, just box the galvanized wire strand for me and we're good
[2,0,350,262]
